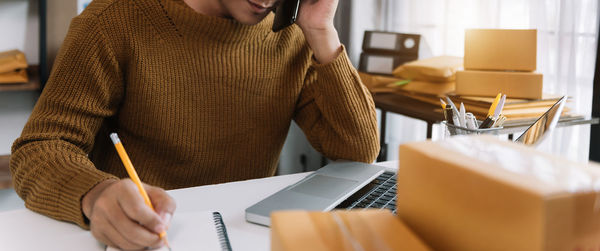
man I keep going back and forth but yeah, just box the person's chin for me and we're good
[234,13,269,25]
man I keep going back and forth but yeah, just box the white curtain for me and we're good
[349,0,598,162]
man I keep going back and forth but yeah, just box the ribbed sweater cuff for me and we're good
[60,161,118,229]
[312,45,363,95]
[311,45,354,74]
[310,45,373,105]
[12,141,118,229]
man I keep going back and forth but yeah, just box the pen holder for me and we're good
[441,121,503,137]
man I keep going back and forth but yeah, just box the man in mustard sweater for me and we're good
[11,0,379,249]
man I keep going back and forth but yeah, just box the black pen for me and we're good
[478,116,496,129]
[445,106,458,135]
[445,106,455,125]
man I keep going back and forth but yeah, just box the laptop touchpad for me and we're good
[290,175,358,199]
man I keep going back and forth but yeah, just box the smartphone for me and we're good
[272,0,301,32]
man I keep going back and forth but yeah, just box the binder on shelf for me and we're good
[359,53,416,75]
[362,31,420,55]
[359,31,421,75]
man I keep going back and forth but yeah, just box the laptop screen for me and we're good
[515,96,567,145]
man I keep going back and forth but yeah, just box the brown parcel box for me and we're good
[397,135,600,251]
[0,68,28,84]
[0,50,28,74]
[393,56,463,83]
[271,210,431,251]
[464,29,536,71]
[455,70,543,99]
[359,72,455,96]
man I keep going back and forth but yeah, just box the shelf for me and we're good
[0,155,10,189]
[0,65,41,92]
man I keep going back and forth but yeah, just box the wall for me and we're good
[0,0,83,156]
[0,0,38,64]
[0,0,39,155]
[47,0,78,70]
[0,91,37,155]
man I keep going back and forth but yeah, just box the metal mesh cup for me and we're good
[441,120,503,137]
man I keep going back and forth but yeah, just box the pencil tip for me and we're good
[165,238,171,251]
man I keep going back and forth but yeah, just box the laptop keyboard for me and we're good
[336,171,397,214]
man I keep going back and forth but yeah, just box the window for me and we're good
[347,0,598,161]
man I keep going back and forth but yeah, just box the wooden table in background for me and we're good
[372,92,599,162]
[373,93,443,162]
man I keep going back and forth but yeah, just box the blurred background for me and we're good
[0,0,598,210]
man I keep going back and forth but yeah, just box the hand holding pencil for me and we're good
[81,133,176,250]
[110,133,172,250]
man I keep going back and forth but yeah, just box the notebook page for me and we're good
[106,211,224,251]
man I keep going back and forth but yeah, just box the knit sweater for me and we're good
[10,0,379,228]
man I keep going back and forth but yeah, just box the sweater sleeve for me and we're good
[293,46,380,163]
[10,15,122,228]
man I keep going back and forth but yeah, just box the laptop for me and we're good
[245,96,567,226]
[515,96,566,145]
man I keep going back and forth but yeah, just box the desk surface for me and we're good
[0,161,398,251]
[371,92,599,160]
[373,92,599,128]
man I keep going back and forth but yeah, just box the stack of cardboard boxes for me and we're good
[456,29,543,100]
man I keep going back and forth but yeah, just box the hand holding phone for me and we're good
[275,0,342,64]
[272,0,301,32]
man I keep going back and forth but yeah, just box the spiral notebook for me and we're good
[106,211,232,251]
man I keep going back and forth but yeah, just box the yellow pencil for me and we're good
[110,133,171,250]
[439,98,447,110]
[487,93,502,117]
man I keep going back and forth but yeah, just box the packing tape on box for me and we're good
[331,212,366,251]
[330,211,393,251]
[439,136,600,193]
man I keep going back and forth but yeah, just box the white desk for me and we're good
[0,161,398,251]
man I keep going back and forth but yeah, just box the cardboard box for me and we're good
[271,210,431,251]
[397,135,600,251]
[0,50,28,74]
[0,69,28,84]
[455,70,543,99]
[464,29,537,71]
[393,56,463,82]
[359,72,455,96]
